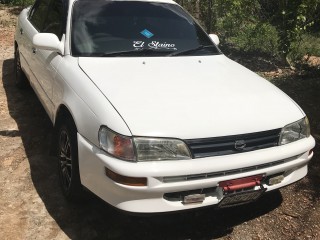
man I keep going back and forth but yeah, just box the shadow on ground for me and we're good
[2,58,283,240]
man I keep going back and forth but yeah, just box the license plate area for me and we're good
[218,175,266,208]
[218,187,266,208]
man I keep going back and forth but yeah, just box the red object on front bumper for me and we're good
[219,175,263,192]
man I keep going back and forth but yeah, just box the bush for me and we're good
[228,23,279,56]
[288,34,320,63]
[177,0,320,65]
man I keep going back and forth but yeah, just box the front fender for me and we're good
[53,55,132,147]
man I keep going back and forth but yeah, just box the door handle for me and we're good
[20,28,23,35]
[32,47,37,54]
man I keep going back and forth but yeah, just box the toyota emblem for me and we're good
[235,140,246,151]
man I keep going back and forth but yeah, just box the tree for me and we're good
[177,0,320,64]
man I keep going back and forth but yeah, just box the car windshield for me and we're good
[71,1,221,57]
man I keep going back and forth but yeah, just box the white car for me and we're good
[15,0,315,213]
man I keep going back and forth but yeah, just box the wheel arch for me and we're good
[51,104,77,156]
[54,104,78,131]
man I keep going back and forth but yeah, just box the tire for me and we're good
[56,117,85,202]
[14,46,28,89]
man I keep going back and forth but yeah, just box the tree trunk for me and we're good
[195,0,200,20]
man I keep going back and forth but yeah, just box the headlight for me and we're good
[98,127,192,161]
[279,117,310,145]
[99,127,135,161]
[134,137,192,161]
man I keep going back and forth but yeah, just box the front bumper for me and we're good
[78,134,315,213]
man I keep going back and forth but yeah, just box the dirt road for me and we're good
[1,5,320,240]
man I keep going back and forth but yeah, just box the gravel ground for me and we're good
[0,5,320,240]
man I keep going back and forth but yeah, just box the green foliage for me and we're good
[212,0,260,37]
[177,0,320,64]
[276,0,320,58]
[288,34,320,62]
[229,23,279,56]
[0,0,34,6]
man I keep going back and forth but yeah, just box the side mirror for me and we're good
[209,34,220,46]
[33,33,64,55]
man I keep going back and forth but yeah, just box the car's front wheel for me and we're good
[56,117,85,202]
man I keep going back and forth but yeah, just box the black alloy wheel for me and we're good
[56,118,84,202]
[59,129,73,192]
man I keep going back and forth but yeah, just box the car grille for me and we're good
[185,129,281,158]
[161,154,301,183]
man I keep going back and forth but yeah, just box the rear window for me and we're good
[71,1,221,57]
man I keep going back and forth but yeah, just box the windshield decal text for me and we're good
[148,41,177,50]
[133,41,145,48]
[133,41,177,51]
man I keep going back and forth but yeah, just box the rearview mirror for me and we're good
[209,34,220,46]
[33,33,64,55]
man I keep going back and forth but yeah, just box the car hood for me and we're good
[78,55,304,139]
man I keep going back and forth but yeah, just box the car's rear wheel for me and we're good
[14,46,28,89]
[56,117,85,202]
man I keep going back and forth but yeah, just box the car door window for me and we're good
[43,0,64,39]
[29,0,51,31]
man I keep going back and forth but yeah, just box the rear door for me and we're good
[19,0,51,86]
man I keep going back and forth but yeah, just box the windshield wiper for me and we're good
[169,45,216,56]
[99,48,174,57]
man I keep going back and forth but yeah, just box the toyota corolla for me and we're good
[14,0,315,213]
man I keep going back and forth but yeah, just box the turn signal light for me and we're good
[105,168,147,187]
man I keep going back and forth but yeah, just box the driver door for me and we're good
[24,0,65,119]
